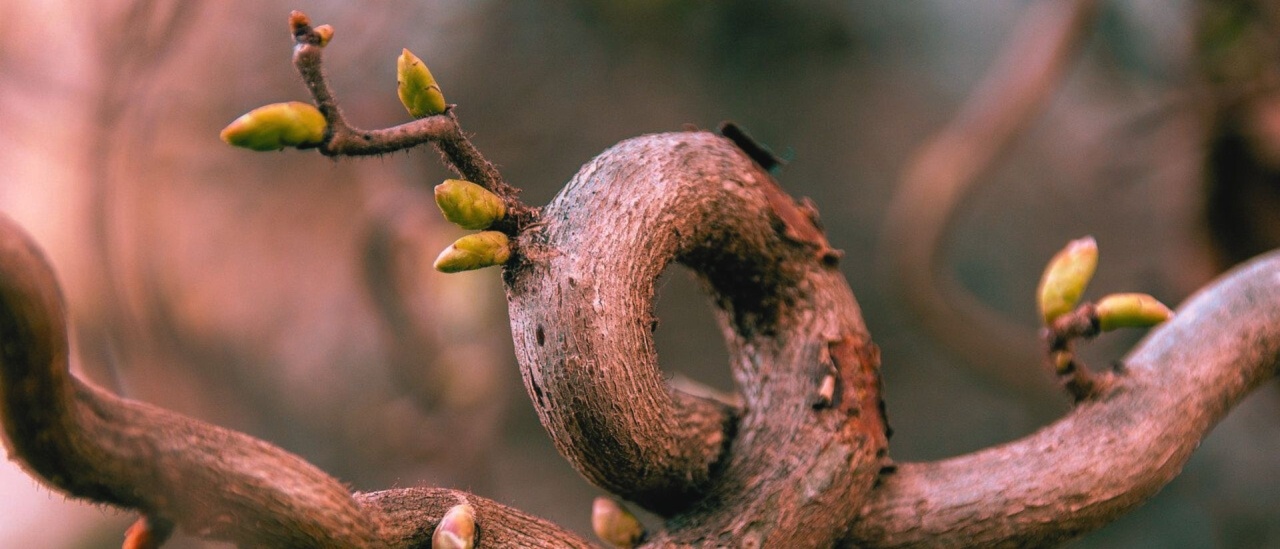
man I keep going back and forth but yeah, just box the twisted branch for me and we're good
[850,250,1280,547]
[4,125,1280,548]
[0,214,589,547]
[506,131,890,543]
[5,8,1280,547]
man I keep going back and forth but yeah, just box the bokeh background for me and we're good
[2,0,1279,547]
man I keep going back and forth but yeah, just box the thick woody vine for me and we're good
[1,9,1280,549]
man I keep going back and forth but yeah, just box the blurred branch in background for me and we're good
[2,1,516,546]
[1200,0,1280,269]
[881,0,1099,413]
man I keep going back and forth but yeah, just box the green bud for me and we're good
[1095,293,1173,332]
[432,504,475,549]
[397,48,447,118]
[435,179,506,230]
[220,102,326,151]
[434,231,510,273]
[592,497,644,548]
[1037,236,1098,324]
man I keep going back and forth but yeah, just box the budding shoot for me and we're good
[397,48,447,118]
[1037,236,1098,324]
[434,231,511,273]
[220,101,327,151]
[1095,293,1174,332]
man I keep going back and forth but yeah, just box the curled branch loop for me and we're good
[506,131,889,544]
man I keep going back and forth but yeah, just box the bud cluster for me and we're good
[1036,236,1173,332]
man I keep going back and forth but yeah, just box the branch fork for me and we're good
[288,10,534,234]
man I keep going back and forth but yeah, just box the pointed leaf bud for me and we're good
[313,24,334,47]
[397,48,447,118]
[220,102,327,151]
[592,497,644,548]
[1095,293,1173,332]
[432,504,476,549]
[434,231,510,273]
[1037,236,1098,324]
[435,179,506,229]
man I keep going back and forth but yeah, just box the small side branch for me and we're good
[1043,304,1108,401]
[287,11,534,232]
[849,250,1280,547]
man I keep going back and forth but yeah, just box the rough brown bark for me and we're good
[3,10,1280,544]
[0,214,591,548]
[2,128,1280,547]
[850,250,1280,547]
[505,132,889,543]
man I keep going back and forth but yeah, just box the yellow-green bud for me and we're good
[592,497,644,548]
[435,179,506,230]
[220,102,327,151]
[434,231,510,273]
[1037,236,1098,324]
[313,24,334,47]
[397,48,447,118]
[1095,293,1173,332]
[432,504,476,549]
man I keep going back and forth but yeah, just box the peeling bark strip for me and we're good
[506,132,890,543]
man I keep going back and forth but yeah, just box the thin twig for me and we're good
[287,10,535,233]
[1043,303,1110,401]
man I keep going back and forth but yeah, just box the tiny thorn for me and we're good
[813,375,836,409]
[820,248,843,267]
[719,121,785,172]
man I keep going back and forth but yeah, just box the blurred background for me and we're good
[2,0,1279,547]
